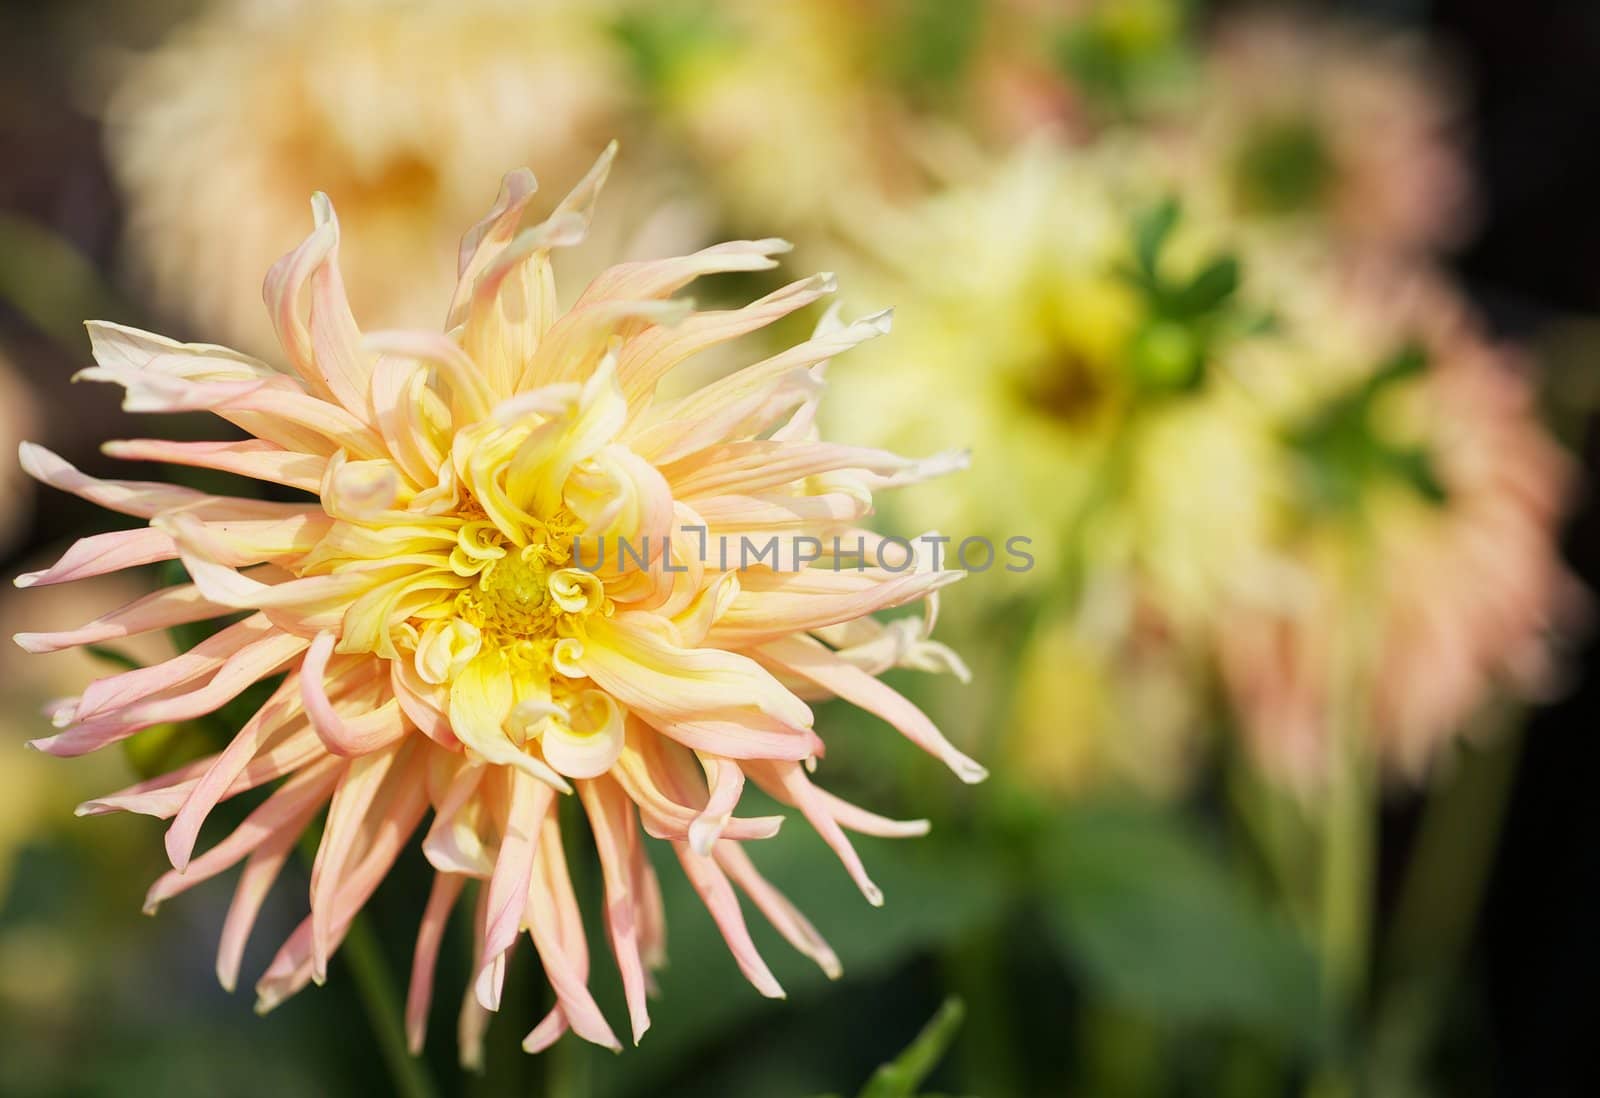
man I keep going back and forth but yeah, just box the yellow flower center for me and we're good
[457,548,556,640]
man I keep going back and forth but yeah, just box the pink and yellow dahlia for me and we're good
[1194,10,1473,255]
[1218,259,1578,786]
[14,148,979,1057]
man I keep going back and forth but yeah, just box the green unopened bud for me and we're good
[1130,319,1202,391]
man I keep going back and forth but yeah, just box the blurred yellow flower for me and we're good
[821,142,1298,801]
[827,142,1282,627]
[104,0,634,357]
[1009,597,1200,798]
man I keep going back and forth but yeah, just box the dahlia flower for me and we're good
[104,0,634,358]
[15,148,980,1057]
[826,142,1282,623]
[1219,258,1579,785]
[1192,10,1473,254]
[974,0,1193,135]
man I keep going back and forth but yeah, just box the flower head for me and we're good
[827,142,1280,621]
[1217,258,1579,786]
[105,0,631,357]
[1194,10,1473,254]
[15,148,977,1057]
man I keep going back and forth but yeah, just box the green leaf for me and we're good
[1132,198,1181,280]
[85,644,145,672]
[589,831,1009,1096]
[1040,801,1322,1049]
[1285,342,1447,514]
[1368,343,1428,392]
[121,721,216,781]
[857,997,967,1098]
[1169,255,1240,318]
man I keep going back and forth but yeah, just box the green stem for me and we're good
[294,834,442,1098]
[342,914,444,1098]
[1307,548,1380,1098]
[941,920,1026,1097]
[1318,709,1375,1013]
[1369,716,1524,1094]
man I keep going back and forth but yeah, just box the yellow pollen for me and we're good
[458,548,557,640]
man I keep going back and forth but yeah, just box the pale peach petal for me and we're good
[475,769,553,1012]
[19,443,308,522]
[74,613,275,720]
[662,440,954,500]
[363,330,492,426]
[523,814,620,1051]
[102,438,327,492]
[144,758,340,914]
[708,567,963,647]
[216,806,313,993]
[406,872,466,1055]
[758,635,987,784]
[448,168,540,328]
[263,193,373,418]
[640,709,818,762]
[256,752,429,1011]
[390,657,460,750]
[747,761,884,907]
[310,742,408,982]
[655,308,893,433]
[616,273,837,407]
[574,238,790,309]
[612,720,785,844]
[580,612,812,730]
[715,843,841,979]
[689,756,745,856]
[82,319,278,388]
[77,723,323,820]
[675,842,785,999]
[166,672,309,871]
[14,581,229,654]
[301,633,410,757]
[578,778,651,1044]
[421,763,492,877]
[14,527,176,588]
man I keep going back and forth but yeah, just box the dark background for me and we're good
[1,1,1598,1094]
[1392,3,1600,1095]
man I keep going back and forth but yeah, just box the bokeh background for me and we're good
[2,1,1598,1096]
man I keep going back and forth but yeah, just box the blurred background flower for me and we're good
[1219,256,1580,789]
[1192,9,1474,255]
[102,0,651,356]
[3,1,1599,1096]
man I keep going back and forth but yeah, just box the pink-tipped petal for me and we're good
[674,842,785,999]
[475,771,553,1011]
[406,872,466,1054]
[758,635,987,783]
